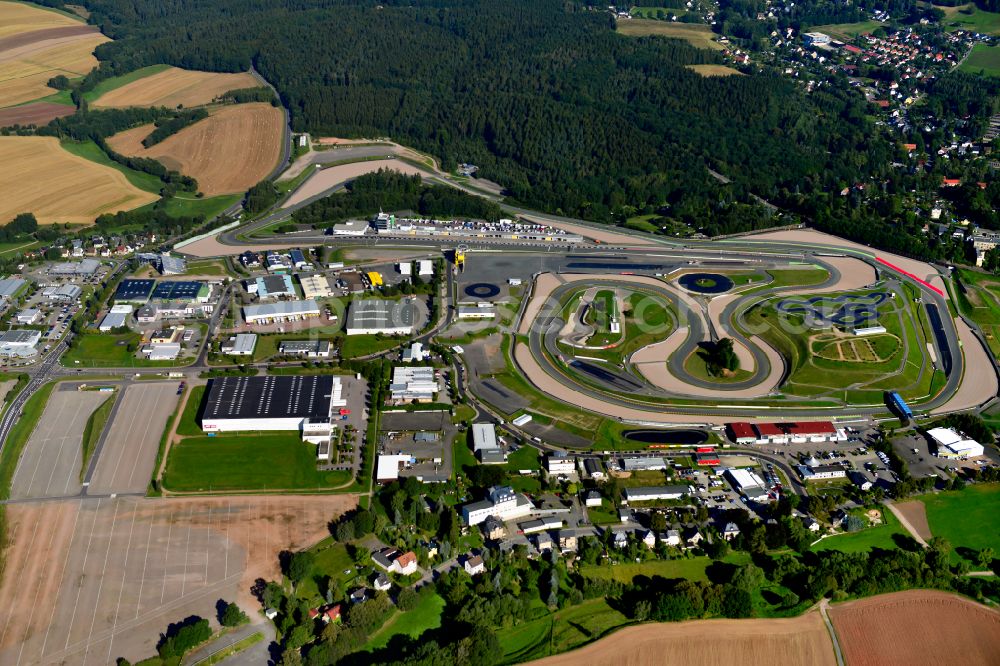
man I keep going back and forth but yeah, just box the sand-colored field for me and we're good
[889,501,932,543]
[92,66,260,109]
[282,158,427,207]
[0,135,158,225]
[616,19,724,51]
[687,64,744,76]
[0,26,108,107]
[0,494,356,664]
[830,589,1000,666]
[530,611,836,666]
[107,102,283,196]
[932,318,998,414]
[0,1,83,39]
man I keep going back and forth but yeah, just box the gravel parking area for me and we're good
[10,390,109,500]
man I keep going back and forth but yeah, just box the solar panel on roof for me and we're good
[152,281,203,300]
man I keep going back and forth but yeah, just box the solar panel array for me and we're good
[203,375,335,420]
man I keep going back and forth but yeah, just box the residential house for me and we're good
[372,572,391,592]
[464,555,485,576]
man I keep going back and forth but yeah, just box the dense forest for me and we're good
[68,0,891,231]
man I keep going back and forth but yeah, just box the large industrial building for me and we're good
[243,299,321,325]
[201,375,346,434]
[389,366,438,402]
[115,279,155,303]
[724,468,771,501]
[727,421,846,445]
[250,275,295,300]
[345,298,416,335]
[926,427,985,459]
[0,329,41,358]
[99,304,133,331]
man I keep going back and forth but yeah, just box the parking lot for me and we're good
[892,430,1000,479]
[88,383,180,495]
[9,388,109,500]
[379,410,454,482]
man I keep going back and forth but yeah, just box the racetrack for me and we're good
[931,318,997,414]
[281,158,425,208]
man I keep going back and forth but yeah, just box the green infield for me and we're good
[812,508,908,554]
[555,287,674,364]
[918,483,1000,561]
[743,286,937,403]
[959,44,1000,77]
[80,393,114,480]
[365,592,446,651]
[162,433,351,491]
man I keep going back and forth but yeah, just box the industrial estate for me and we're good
[0,1,999,665]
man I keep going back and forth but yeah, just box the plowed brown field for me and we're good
[529,612,837,666]
[92,66,260,109]
[0,136,158,224]
[106,102,283,195]
[0,101,73,127]
[829,589,1000,666]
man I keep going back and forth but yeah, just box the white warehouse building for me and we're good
[201,375,346,434]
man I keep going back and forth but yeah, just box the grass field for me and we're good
[365,592,446,651]
[686,64,743,77]
[106,102,284,196]
[812,20,885,40]
[59,138,164,193]
[812,508,907,553]
[175,384,206,436]
[579,552,751,584]
[91,66,259,108]
[79,392,113,481]
[953,269,1000,360]
[941,4,1000,35]
[0,136,158,225]
[159,193,241,221]
[60,331,142,367]
[162,433,351,491]
[499,598,634,663]
[0,2,108,107]
[918,483,1000,561]
[341,334,403,359]
[959,44,1000,77]
[616,19,723,51]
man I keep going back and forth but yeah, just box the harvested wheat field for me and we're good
[0,16,108,107]
[830,589,1000,666]
[530,612,836,666]
[0,494,355,665]
[107,102,284,196]
[92,66,260,109]
[0,1,83,39]
[0,136,157,224]
[687,64,744,76]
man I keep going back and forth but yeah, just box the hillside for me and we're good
[70,0,890,230]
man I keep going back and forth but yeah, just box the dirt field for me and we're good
[530,611,836,666]
[0,2,108,109]
[281,158,427,207]
[106,103,284,196]
[0,101,73,127]
[0,136,158,225]
[890,501,933,541]
[830,589,1000,666]
[88,383,180,495]
[0,494,355,665]
[687,64,744,76]
[92,66,260,109]
[9,389,108,500]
